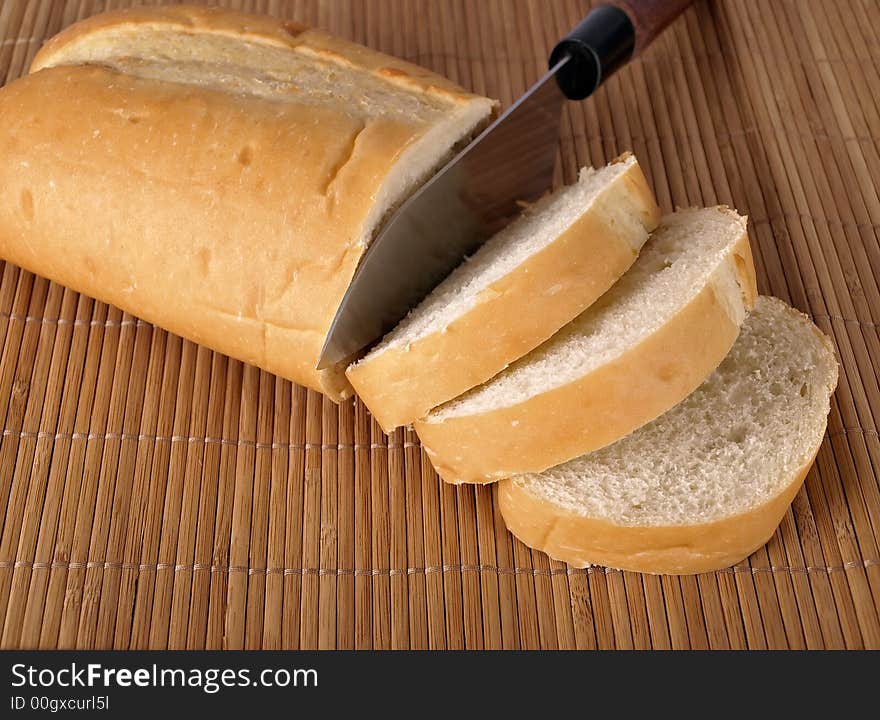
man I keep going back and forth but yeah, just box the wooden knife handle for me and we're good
[550,0,694,100]
[618,0,696,54]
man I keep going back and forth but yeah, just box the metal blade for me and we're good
[317,57,568,369]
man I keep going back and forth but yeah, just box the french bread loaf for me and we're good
[0,6,495,399]
[415,207,758,484]
[498,296,839,574]
[347,153,660,431]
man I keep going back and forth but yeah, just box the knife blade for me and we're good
[317,57,569,369]
[318,1,693,369]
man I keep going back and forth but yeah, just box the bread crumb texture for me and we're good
[430,207,749,420]
[511,296,838,526]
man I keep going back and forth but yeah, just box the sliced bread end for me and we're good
[498,296,839,574]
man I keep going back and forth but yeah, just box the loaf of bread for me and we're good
[0,6,495,399]
[347,153,660,431]
[499,296,839,574]
[416,207,758,484]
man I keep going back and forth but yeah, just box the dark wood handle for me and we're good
[550,0,694,99]
[617,0,695,54]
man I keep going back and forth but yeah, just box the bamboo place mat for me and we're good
[0,0,879,651]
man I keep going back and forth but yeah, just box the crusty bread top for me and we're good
[29,6,495,265]
[509,296,839,526]
[32,5,479,104]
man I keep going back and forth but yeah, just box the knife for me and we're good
[318,0,694,369]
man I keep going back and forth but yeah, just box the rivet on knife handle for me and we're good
[550,0,695,101]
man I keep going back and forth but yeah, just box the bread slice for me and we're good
[498,296,838,574]
[347,154,660,431]
[415,207,758,484]
[0,6,494,400]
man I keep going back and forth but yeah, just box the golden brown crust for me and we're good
[32,5,308,68]
[497,445,821,575]
[346,157,661,431]
[415,219,758,483]
[31,5,475,102]
[1,6,493,400]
